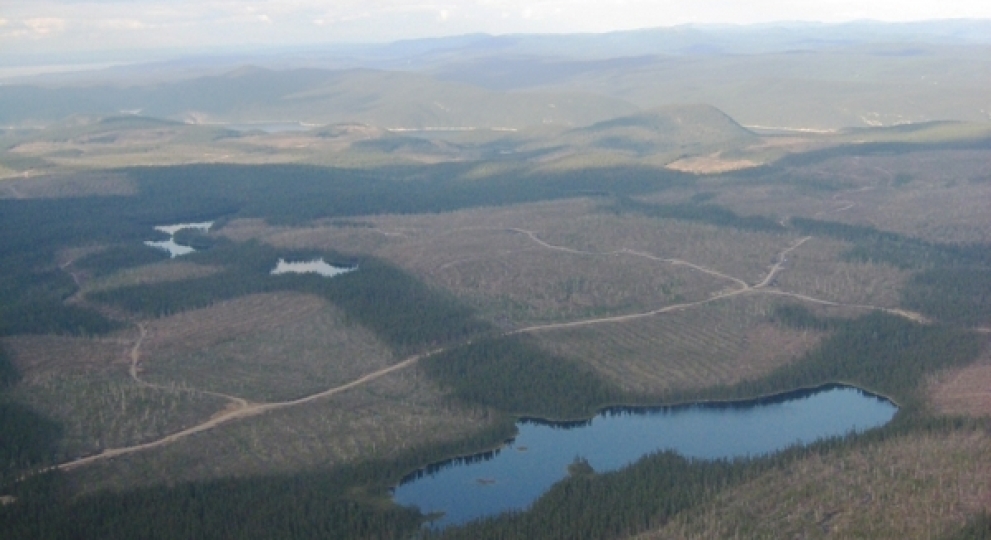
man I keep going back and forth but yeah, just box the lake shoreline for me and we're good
[392,382,898,527]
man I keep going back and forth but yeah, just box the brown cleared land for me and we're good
[2,123,469,174]
[222,199,806,328]
[10,371,227,461]
[82,261,223,294]
[837,167,991,245]
[484,209,792,287]
[771,237,911,309]
[140,293,327,358]
[665,153,761,174]
[140,292,397,402]
[3,333,226,459]
[427,243,722,328]
[225,201,739,327]
[929,346,991,418]
[64,369,498,493]
[645,431,991,539]
[5,292,398,461]
[2,334,131,380]
[10,128,182,153]
[225,198,600,252]
[4,127,301,173]
[533,296,825,394]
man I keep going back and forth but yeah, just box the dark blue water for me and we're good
[392,385,897,527]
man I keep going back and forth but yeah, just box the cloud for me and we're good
[99,18,147,30]
[24,18,67,35]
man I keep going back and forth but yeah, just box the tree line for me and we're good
[612,196,787,233]
[421,335,623,419]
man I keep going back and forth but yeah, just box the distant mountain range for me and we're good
[7,19,991,77]
[0,67,637,129]
[2,20,989,130]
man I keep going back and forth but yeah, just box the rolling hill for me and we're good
[0,67,639,129]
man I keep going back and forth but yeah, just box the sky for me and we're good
[3,0,991,60]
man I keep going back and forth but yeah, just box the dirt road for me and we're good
[126,323,249,408]
[57,353,427,471]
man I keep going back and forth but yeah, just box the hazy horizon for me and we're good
[3,0,991,66]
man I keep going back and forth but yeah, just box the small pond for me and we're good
[144,221,213,258]
[392,384,897,528]
[270,258,357,277]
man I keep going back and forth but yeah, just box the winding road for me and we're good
[58,352,429,471]
[814,186,875,218]
[127,323,250,408]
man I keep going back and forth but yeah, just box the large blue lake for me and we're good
[392,384,897,527]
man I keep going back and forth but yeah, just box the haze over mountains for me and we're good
[2,20,990,131]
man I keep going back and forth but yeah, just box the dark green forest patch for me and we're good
[791,217,991,270]
[0,402,63,483]
[434,450,756,540]
[0,344,20,389]
[612,196,786,233]
[127,163,691,226]
[421,336,623,419]
[74,245,171,278]
[945,511,991,540]
[903,267,991,327]
[0,344,63,483]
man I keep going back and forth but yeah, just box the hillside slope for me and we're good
[0,67,638,129]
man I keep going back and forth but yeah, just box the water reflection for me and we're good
[393,385,897,528]
[403,448,506,484]
[144,221,213,258]
[270,258,357,277]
